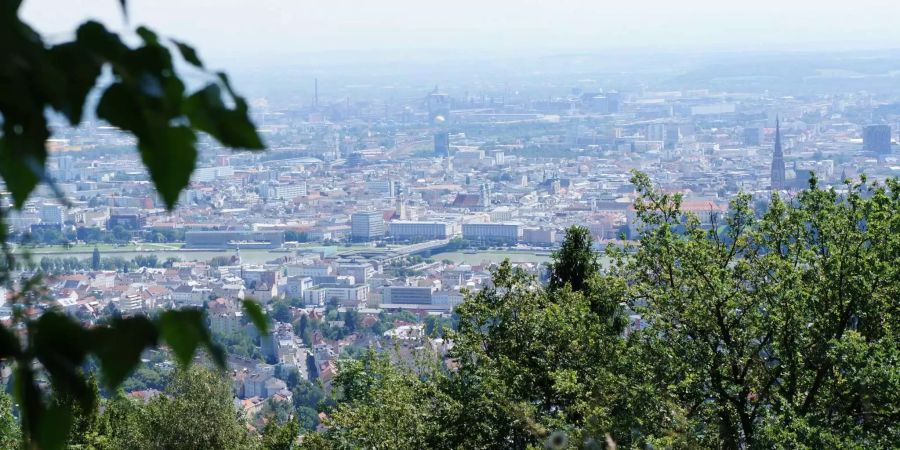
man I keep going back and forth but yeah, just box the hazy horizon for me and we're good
[23,0,900,68]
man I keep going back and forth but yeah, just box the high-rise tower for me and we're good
[480,183,492,207]
[434,131,450,157]
[862,124,891,154]
[771,117,786,190]
[427,86,450,123]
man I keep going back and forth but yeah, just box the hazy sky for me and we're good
[22,0,900,66]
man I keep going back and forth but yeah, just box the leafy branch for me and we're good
[0,0,269,447]
[0,0,264,210]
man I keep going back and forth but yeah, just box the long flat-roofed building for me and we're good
[389,221,454,241]
[462,222,521,245]
[382,286,434,305]
[185,230,284,249]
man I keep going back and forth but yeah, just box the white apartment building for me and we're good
[389,221,455,241]
[462,222,521,245]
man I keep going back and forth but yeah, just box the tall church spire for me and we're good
[771,116,786,190]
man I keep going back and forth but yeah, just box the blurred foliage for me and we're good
[0,0,267,446]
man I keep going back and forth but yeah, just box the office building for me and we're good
[462,222,521,245]
[389,221,454,241]
[364,180,397,198]
[336,263,375,284]
[382,286,434,305]
[323,285,369,306]
[263,182,308,201]
[743,127,763,146]
[351,211,385,242]
[107,213,144,230]
[863,125,891,154]
[522,228,556,246]
[434,131,450,157]
[184,231,285,249]
[646,123,666,141]
[427,88,450,123]
[39,204,66,225]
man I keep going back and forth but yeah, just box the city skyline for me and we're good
[3,2,900,447]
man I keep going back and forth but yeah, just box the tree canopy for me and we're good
[305,173,900,449]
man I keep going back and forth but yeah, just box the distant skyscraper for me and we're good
[480,183,492,207]
[605,91,621,113]
[743,127,763,146]
[333,134,341,160]
[771,118,786,190]
[39,204,66,225]
[664,125,682,150]
[434,131,450,157]
[427,87,450,123]
[347,152,365,167]
[646,123,666,141]
[57,155,76,181]
[351,211,385,242]
[863,124,891,154]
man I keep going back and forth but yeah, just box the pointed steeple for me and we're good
[771,116,786,190]
[774,117,783,158]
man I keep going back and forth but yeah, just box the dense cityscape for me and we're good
[2,9,900,443]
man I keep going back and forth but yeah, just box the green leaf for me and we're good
[15,365,44,447]
[173,39,203,68]
[204,340,227,369]
[158,309,225,369]
[30,312,92,400]
[216,72,238,99]
[242,299,269,335]
[47,42,103,125]
[75,21,128,63]
[38,403,73,450]
[0,324,20,359]
[137,126,198,210]
[136,26,159,45]
[0,1,57,208]
[0,127,49,209]
[91,316,159,388]
[96,83,145,135]
[186,83,264,149]
[158,309,208,367]
[98,83,197,209]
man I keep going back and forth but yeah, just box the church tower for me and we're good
[771,117,786,190]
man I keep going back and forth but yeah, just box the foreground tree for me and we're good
[622,172,900,448]
[101,366,261,450]
[547,225,598,293]
[548,225,628,334]
[0,392,20,449]
[261,418,300,450]
[304,173,900,449]
[140,367,256,450]
[311,350,457,449]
